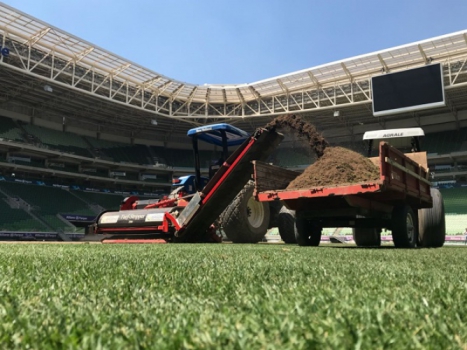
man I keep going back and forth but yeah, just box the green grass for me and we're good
[0,244,466,349]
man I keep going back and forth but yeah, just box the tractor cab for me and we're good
[172,123,249,194]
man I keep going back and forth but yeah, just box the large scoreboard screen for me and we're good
[372,63,445,117]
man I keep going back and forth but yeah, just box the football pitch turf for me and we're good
[0,243,466,349]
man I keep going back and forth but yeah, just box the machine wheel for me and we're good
[352,228,381,247]
[220,181,270,243]
[418,188,446,248]
[294,217,321,246]
[278,206,296,244]
[391,205,417,248]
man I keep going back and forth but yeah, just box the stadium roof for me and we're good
[0,2,467,143]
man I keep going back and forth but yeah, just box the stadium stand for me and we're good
[0,192,48,232]
[82,168,110,178]
[71,191,123,211]
[440,187,467,214]
[140,173,170,183]
[48,162,80,174]
[163,148,218,168]
[4,156,46,169]
[0,116,23,142]
[423,127,467,154]
[273,147,313,167]
[8,114,464,172]
[124,172,139,181]
[200,150,219,169]
[439,187,467,234]
[21,123,93,158]
[0,116,162,166]
[0,182,94,232]
[0,116,223,171]
[85,137,154,164]
[165,148,195,167]
[149,146,168,166]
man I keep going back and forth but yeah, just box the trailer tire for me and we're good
[352,228,381,247]
[278,206,296,244]
[294,217,321,246]
[391,205,417,248]
[220,181,270,243]
[418,188,446,248]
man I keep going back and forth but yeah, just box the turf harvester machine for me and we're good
[253,128,446,248]
[87,124,283,242]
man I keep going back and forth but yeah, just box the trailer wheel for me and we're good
[418,188,446,248]
[278,206,296,244]
[391,205,417,248]
[294,217,321,246]
[220,181,270,243]
[352,228,381,247]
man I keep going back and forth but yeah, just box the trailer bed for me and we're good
[254,142,432,214]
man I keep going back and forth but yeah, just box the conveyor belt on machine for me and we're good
[175,127,283,242]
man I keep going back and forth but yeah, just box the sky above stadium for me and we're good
[3,0,467,85]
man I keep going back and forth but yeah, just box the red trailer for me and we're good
[253,141,445,248]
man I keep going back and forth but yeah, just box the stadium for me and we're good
[2,2,467,348]
[0,3,466,239]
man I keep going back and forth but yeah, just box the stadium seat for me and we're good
[22,124,93,157]
[85,137,154,164]
[0,193,49,232]
[71,191,124,211]
[0,116,24,142]
[423,129,467,154]
[271,147,313,167]
[0,182,95,232]
[439,187,467,234]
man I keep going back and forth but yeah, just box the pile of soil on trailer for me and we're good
[265,114,379,189]
[266,114,329,158]
[286,146,380,189]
